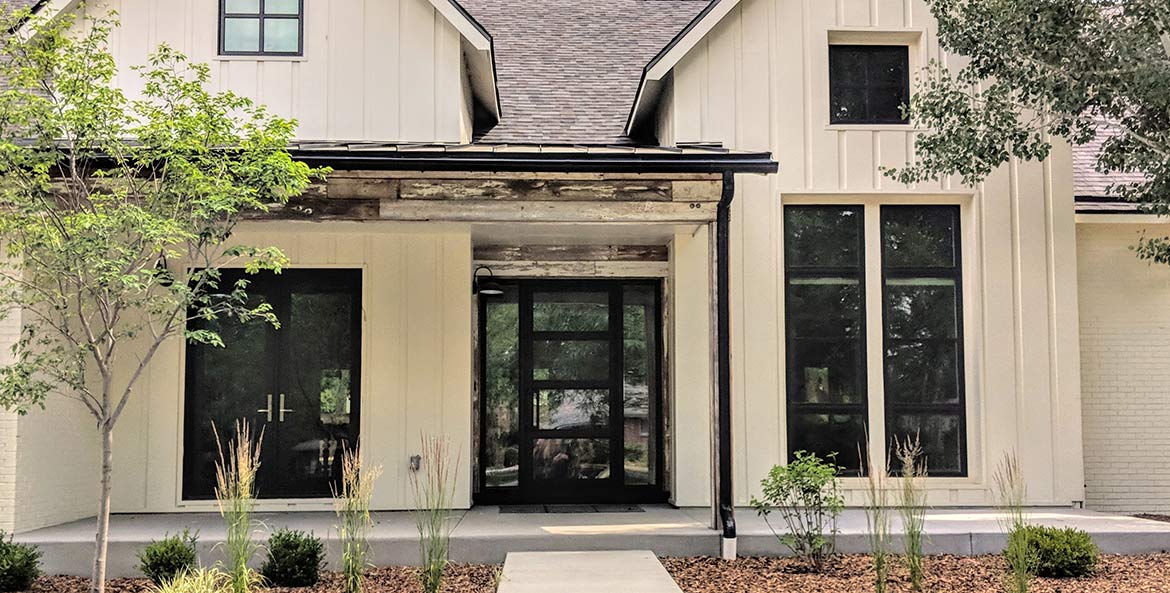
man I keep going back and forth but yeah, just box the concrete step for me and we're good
[497,551,682,593]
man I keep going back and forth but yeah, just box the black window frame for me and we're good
[783,205,869,475]
[879,205,968,477]
[218,0,305,57]
[829,44,911,125]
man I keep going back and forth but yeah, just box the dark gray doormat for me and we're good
[499,504,645,514]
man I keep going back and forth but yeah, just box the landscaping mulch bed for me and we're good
[663,554,1170,593]
[1136,513,1170,524]
[31,565,501,593]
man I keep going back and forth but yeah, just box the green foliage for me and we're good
[260,529,325,587]
[0,7,323,590]
[334,449,382,593]
[411,436,461,593]
[749,451,844,572]
[151,568,226,593]
[138,530,198,586]
[885,0,1170,263]
[0,532,40,592]
[1007,525,1099,579]
[214,423,264,593]
[894,437,928,592]
[994,453,1030,593]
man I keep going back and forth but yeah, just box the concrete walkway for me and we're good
[16,506,1170,577]
[496,551,682,593]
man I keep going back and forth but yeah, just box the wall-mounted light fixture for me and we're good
[472,265,504,296]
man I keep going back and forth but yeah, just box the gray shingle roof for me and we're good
[1073,125,1147,198]
[459,0,710,145]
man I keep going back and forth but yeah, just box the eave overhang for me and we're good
[284,142,778,175]
[625,0,743,139]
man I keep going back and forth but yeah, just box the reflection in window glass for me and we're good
[225,0,260,13]
[623,285,657,485]
[829,45,910,124]
[265,0,300,14]
[532,439,610,480]
[532,340,609,381]
[535,389,609,429]
[785,205,867,472]
[533,291,608,332]
[484,287,519,488]
[882,206,966,475]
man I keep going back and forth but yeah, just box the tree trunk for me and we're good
[90,425,113,593]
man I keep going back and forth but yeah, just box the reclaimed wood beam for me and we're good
[473,244,669,262]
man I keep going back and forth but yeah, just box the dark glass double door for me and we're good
[183,269,361,500]
[479,280,664,504]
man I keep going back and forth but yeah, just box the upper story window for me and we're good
[829,45,909,125]
[219,0,304,57]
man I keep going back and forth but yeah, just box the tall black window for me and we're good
[219,0,304,56]
[784,206,867,473]
[881,206,966,476]
[829,45,910,124]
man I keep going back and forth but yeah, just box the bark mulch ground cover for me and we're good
[662,554,1170,593]
[31,565,501,593]
[1136,514,1170,524]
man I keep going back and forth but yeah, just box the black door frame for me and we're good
[182,268,363,500]
[476,278,667,505]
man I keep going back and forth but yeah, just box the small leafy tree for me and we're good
[0,8,322,593]
[749,451,844,572]
[888,0,1170,263]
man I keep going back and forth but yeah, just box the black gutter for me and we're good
[715,171,735,541]
[285,149,778,175]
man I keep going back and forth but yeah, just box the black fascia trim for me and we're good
[284,149,779,174]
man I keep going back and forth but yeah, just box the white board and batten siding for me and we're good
[77,0,473,143]
[104,223,473,513]
[659,0,1085,507]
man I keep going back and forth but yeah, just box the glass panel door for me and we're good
[184,269,361,500]
[478,280,664,504]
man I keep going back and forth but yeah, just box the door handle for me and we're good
[257,394,273,423]
[278,393,294,422]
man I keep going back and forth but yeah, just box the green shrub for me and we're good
[1007,525,1098,578]
[139,530,199,586]
[261,529,325,587]
[0,532,41,592]
[749,450,844,572]
[153,568,226,593]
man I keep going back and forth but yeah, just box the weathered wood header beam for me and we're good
[250,171,725,224]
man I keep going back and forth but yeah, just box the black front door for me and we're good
[478,280,665,504]
[183,269,362,500]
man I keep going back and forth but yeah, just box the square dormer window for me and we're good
[829,45,910,125]
[220,0,304,56]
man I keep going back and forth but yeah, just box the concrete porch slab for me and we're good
[15,506,1170,578]
[496,551,682,593]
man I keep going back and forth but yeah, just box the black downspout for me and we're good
[716,171,736,550]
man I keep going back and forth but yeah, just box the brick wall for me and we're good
[1078,223,1170,513]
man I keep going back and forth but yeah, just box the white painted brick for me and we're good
[1078,224,1170,514]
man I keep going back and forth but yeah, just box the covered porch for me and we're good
[18,507,1170,577]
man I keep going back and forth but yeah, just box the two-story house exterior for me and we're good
[1,0,1167,560]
